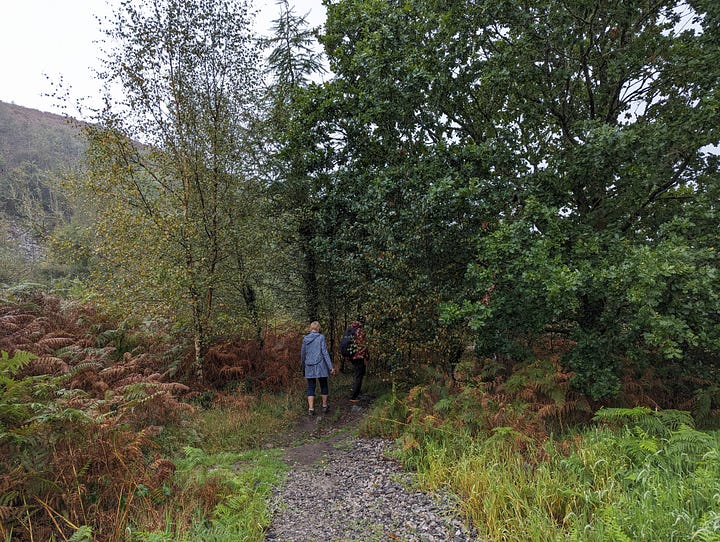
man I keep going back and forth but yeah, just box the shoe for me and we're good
[349,398,359,403]
[308,408,315,416]
[322,405,329,414]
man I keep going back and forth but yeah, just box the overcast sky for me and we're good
[0,0,326,116]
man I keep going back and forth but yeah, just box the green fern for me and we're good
[593,406,692,438]
[0,351,39,434]
[593,406,652,423]
[0,350,35,375]
[68,525,93,542]
[600,512,634,542]
[665,424,715,462]
[694,385,720,429]
[693,511,720,542]
[656,409,695,431]
[68,361,104,375]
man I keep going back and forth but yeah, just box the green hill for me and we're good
[0,101,87,281]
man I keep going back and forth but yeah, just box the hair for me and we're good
[309,321,321,332]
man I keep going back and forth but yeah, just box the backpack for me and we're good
[339,326,357,357]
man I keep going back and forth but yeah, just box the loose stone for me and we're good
[265,437,477,542]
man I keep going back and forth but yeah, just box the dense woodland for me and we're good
[1,0,719,540]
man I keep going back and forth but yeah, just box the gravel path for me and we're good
[264,402,477,542]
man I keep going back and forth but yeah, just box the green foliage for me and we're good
[0,102,82,222]
[180,391,301,454]
[291,0,720,403]
[380,391,720,541]
[695,385,720,429]
[262,0,326,93]
[0,350,38,446]
[134,398,291,542]
[72,0,280,380]
[68,526,94,542]
[593,407,695,435]
[359,384,410,439]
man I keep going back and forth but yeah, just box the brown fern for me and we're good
[23,356,69,376]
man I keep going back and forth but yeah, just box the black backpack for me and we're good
[339,326,357,357]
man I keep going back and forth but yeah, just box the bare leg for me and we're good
[321,394,328,407]
[308,395,315,411]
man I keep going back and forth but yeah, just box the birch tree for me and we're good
[79,0,265,380]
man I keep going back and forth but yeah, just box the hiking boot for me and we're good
[322,405,329,414]
[308,408,315,416]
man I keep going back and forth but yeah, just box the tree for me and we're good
[261,0,332,323]
[76,0,266,380]
[298,0,719,398]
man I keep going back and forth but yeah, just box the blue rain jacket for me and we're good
[301,332,333,378]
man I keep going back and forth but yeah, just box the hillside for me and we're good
[0,101,86,275]
[0,101,86,174]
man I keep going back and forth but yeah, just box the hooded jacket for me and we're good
[301,331,333,379]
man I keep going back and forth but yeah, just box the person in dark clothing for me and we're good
[348,318,367,401]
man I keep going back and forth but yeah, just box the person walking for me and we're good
[301,321,335,415]
[349,317,367,402]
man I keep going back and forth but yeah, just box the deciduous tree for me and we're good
[77,0,266,380]
[299,0,719,398]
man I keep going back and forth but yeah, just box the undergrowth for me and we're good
[362,379,720,542]
[0,290,301,541]
[130,447,287,542]
[131,390,298,541]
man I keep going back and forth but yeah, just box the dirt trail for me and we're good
[270,395,372,466]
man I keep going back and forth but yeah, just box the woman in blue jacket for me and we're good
[301,321,335,415]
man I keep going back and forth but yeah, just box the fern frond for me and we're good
[693,386,720,428]
[68,525,93,542]
[25,356,69,375]
[599,511,634,542]
[656,409,695,431]
[36,336,76,353]
[69,362,103,376]
[593,406,653,423]
[80,346,116,364]
[158,382,190,394]
[150,458,176,482]
[53,345,85,365]
[666,425,715,459]
[0,350,36,375]
[98,364,129,381]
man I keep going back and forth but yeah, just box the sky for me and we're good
[0,0,326,116]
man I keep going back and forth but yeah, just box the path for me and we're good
[263,395,477,542]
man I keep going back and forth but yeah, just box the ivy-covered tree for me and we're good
[74,0,268,380]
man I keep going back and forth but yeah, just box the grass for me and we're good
[132,447,287,542]
[131,389,302,541]
[367,399,720,542]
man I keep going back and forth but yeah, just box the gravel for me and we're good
[264,435,478,542]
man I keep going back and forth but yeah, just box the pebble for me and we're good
[265,437,478,541]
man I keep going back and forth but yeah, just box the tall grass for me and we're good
[131,447,287,542]
[133,390,301,541]
[366,393,720,542]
